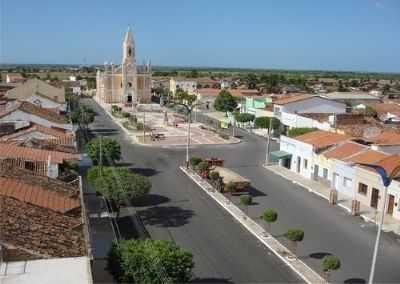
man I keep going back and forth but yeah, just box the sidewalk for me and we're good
[265,164,400,235]
[180,166,326,284]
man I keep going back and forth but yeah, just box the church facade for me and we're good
[96,27,152,104]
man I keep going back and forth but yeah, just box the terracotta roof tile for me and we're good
[0,101,68,124]
[345,150,388,165]
[323,142,367,159]
[294,130,350,150]
[367,131,400,145]
[0,177,80,213]
[197,88,260,97]
[376,155,400,176]
[0,143,79,163]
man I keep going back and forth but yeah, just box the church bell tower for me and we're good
[122,25,137,105]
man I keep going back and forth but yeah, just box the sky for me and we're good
[1,0,399,72]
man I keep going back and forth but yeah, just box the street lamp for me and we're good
[355,163,400,284]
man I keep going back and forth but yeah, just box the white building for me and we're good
[169,78,197,95]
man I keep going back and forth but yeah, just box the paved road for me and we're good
[84,98,400,283]
[193,115,400,283]
[83,98,300,283]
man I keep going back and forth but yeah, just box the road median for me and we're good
[180,166,326,284]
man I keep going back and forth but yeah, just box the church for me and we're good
[96,26,152,105]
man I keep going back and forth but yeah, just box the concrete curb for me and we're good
[264,165,389,232]
[180,166,326,284]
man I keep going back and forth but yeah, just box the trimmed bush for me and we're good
[240,194,252,206]
[122,112,131,118]
[190,156,202,167]
[287,127,316,137]
[262,209,278,231]
[209,171,220,181]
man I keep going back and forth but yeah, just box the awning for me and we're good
[269,150,292,162]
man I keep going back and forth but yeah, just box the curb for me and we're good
[180,166,326,284]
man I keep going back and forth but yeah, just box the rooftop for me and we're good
[0,176,80,213]
[6,78,65,103]
[0,101,69,124]
[322,92,380,100]
[323,141,367,160]
[294,130,350,150]
[345,149,388,165]
[197,88,260,97]
[0,143,79,163]
[273,94,315,105]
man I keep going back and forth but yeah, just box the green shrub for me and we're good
[286,229,304,242]
[287,127,316,137]
[224,181,236,193]
[322,255,341,272]
[263,209,278,223]
[209,171,220,181]
[190,156,202,167]
[197,161,210,172]
[122,112,131,118]
[240,194,252,206]
[234,113,255,123]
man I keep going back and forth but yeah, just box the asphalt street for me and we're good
[83,98,400,283]
[83,98,300,283]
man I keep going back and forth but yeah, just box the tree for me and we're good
[240,194,252,216]
[209,171,222,191]
[285,229,304,256]
[85,136,121,164]
[243,73,258,89]
[262,209,278,231]
[254,117,280,130]
[322,255,341,281]
[108,239,194,283]
[88,166,151,216]
[234,113,255,124]
[214,90,238,114]
[70,106,95,129]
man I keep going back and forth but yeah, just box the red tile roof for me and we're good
[345,150,388,165]
[376,155,400,176]
[197,88,260,97]
[294,130,350,150]
[0,143,79,163]
[367,131,400,145]
[323,142,367,159]
[0,177,80,213]
[0,101,68,124]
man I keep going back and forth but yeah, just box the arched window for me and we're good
[128,82,132,87]
[128,47,132,57]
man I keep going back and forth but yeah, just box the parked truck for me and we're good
[213,166,250,195]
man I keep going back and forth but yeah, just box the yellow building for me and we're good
[96,26,151,104]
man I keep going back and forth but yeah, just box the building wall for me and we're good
[170,78,197,95]
[330,159,356,198]
[280,135,314,179]
[280,112,331,130]
[313,153,333,184]
[0,110,72,131]
[371,144,400,155]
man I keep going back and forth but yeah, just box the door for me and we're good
[313,165,319,181]
[371,188,379,209]
[332,173,339,189]
[296,157,301,173]
[387,194,395,215]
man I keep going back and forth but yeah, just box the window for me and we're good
[128,82,132,87]
[304,159,308,169]
[343,177,352,188]
[323,168,328,179]
[358,183,368,195]
[24,161,35,171]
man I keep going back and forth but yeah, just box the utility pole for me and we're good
[368,185,388,284]
[99,135,103,175]
[143,110,146,143]
[232,116,236,137]
[265,118,272,165]
[186,108,192,168]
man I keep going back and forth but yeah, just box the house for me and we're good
[0,172,85,260]
[5,79,66,112]
[169,78,197,95]
[220,80,231,89]
[369,102,400,123]
[71,81,82,96]
[0,124,76,151]
[0,101,72,131]
[6,73,25,84]
[277,130,350,179]
[273,95,347,130]
[196,88,260,110]
[0,143,79,178]
[243,96,272,117]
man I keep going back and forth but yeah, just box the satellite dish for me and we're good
[363,126,381,139]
